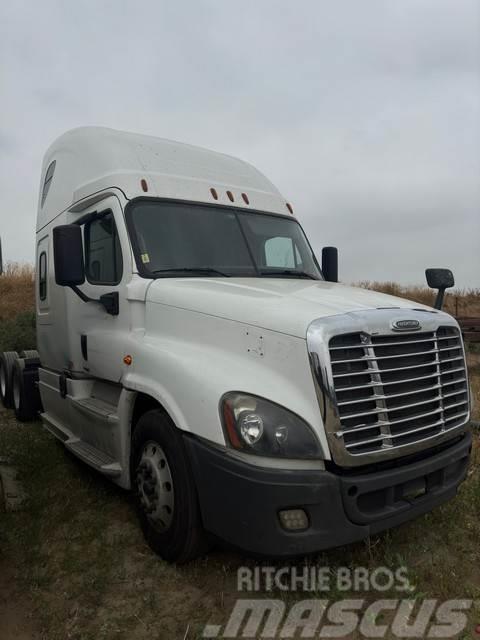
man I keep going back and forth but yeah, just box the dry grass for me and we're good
[358,281,480,317]
[0,262,35,321]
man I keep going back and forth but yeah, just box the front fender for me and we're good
[120,302,330,458]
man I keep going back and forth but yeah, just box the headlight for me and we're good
[220,392,323,459]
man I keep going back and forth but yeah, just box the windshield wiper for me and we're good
[151,267,231,277]
[259,269,319,280]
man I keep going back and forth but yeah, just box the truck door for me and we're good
[68,194,131,382]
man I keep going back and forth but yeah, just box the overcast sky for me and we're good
[1,0,479,286]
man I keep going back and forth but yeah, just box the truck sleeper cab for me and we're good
[30,127,471,562]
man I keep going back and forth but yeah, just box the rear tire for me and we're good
[132,409,209,563]
[0,351,19,408]
[19,349,39,360]
[12,358,40,422]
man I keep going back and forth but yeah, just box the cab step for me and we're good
[65,439,122,477]
[70,396,119,424]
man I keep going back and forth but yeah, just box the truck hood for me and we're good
[146,278,436,338]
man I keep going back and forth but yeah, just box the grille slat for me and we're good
[333,359,464,378]
[329,326,469,456]
[336,373,466,393]
[332,346,462,365]
[329,334,457,350]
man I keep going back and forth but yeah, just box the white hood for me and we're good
[146,278,436,338]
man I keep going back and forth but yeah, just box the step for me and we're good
[70,396,119,424]
[65,439,122,477]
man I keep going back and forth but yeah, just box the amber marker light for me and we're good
[141,179,148,192]
[123,355,133,366]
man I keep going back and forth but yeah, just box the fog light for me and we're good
[278,508,309,531]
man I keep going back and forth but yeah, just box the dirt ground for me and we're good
[0,559,40,640]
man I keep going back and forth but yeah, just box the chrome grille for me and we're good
[329,326,469,455]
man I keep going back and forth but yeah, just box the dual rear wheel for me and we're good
[0,351,19,408]
[0,350,41,420]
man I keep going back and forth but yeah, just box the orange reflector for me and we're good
[286,202,293,214]
[210,187,218,200]
[123,355,133,366]
[241,193,249,205]
[226,190,234,202]
[141,179,148,192]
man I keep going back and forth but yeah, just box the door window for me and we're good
[84,212,123,284]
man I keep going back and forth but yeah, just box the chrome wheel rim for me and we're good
[136,442,174,532]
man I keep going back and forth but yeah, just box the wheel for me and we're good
[132,409,209,563]
[0,351,19,408]
[12,359,39,422]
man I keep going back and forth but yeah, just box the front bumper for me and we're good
[184,431,472,557]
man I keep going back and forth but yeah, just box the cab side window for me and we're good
[84,212,123,284]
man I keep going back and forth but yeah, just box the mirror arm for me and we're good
[434,287,446,311]
[69,286,119,316]
[69,285,94,304]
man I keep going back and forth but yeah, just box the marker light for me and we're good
[141,179,148,192]
[210,187,218,200]
[226,190,234,202]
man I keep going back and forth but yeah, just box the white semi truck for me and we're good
[0,127,472,562]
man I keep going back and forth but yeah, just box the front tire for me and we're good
[132,409,209,563]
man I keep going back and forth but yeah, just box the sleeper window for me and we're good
[39,252,47,300]
[84,213,123,284]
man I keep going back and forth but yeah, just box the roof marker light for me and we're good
[210,187,218,200]
[241,193,250,205]
[286,202,294,214]
[226,190,234,202]
[141,179,148,192]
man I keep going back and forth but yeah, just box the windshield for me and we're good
[126,200,322,279]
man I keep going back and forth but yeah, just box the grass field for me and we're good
[0,265,479,639]
[0,355,478,639]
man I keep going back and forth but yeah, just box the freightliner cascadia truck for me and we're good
[0,127,472,562]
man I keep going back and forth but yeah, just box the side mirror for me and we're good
[425,268,454,310]
[322,246,338,283]
[53,225,85,286]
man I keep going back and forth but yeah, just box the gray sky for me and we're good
[1,0,479,287]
